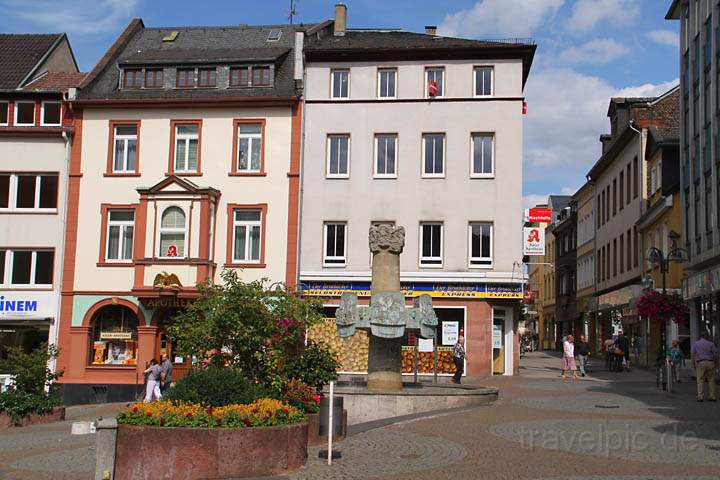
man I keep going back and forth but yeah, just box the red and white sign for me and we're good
[524,207,552,223]
[166,245,179,257]
[523,227,545,256]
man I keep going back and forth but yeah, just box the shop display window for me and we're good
[89,305,138,366]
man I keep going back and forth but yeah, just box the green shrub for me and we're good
[0,392,59,425]
[284,341,339,390]
[0,343,62,395]
[164,366,276,407]
[283,380,320,414]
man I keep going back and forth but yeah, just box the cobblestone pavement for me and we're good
[2,353,720,480]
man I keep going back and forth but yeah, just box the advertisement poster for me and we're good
[492,324,503,349]
[418,338,434,352]
[442,321,459,345]
[523,227,545,256]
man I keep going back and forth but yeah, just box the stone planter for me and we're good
[114,422,308,480]
[0,406,65,429]
[306,410,348,446]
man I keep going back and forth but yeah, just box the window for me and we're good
[633,227,638,268]
[230,67,250,87]
[331,69,349,99]
[198,68,217,87]
[626,163,632,204]
[422,133,445,177]
[123,69,143,89]
[0,101,8,125]
[15,101,35,125]
[633,156,639,198]
[0,249,53,287]
[267,29,282,41]
[596,195,601,229]
[89,305,138,366]
[158,207,186,258]
[612,178,617,216]
[323,222,346,266]
[474,66,493,96]
[425,67,444,97]
[471,134,493,177]
[176,68,195,88]
[252,66,271,86]
[232,209,262,263]
[173,123,200,173]
[469,223,492,267]
[420,222,443,267]
[619,233,624,274]
[41,101,61,125]
[374,134,397,177]
[106,210,134,262]
[235,122,263,173]
[145,69,163,88]
[626,229,632,269]
[378,68,396,98]
[0,173,58,211]
[327,134,350,178]
[619,170,624,209]
[111,124,138,173]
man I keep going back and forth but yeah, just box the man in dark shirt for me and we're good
[616,332,630,372]
[576,335,590,377]
[160,354,173,394]
[452,335,466,384]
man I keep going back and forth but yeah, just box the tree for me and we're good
[167,270,325,390]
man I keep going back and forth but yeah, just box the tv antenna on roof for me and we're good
[288,0,297,24]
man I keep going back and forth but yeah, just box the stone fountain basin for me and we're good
[325,382,498,425]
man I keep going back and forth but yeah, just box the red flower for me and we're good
[160,418,165,426]
[313,393,320,405]
[132,406,139,413]
[282,408,289,415]
[251,408,259,414]
[185,413,193,419]
[146,412,152,417]
[215,416,222,425]
[206,407,214,416]
[243,418,251,426]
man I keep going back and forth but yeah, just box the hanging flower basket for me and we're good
[636,290,688,324]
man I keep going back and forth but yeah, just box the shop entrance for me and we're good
[492,307,512,375]
[155,309,190,380]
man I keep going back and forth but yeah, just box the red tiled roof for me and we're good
[0,34,63,90]
[22,71,87,92]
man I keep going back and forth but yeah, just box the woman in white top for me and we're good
[561,334,578,381]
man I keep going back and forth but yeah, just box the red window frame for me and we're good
[176,68,195,88]
[123,69,143,89]
[198,68,217,87]
[252,66,271,86]
[229,67,250,87]
[145,69,163,88]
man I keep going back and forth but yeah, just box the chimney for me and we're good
[334,4,347,36]
[425,25,437,36]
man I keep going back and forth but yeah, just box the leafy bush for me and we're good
[117,398,304,428]
[0,391,59,425]
[283,380,320,414]
[284,341,340,390]
[1,343,62,395]
[164,366,275,407]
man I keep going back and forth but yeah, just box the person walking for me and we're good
[691,333,718,402]
[452,334,466,384]
[576,335,590,377]
[561,334,578,381]
[668,340,685,383]
[616,331,630,372]
[143,358,163,403]
[160,354,173,394]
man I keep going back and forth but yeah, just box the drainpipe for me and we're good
[628,119,648,355]
[295,33,307,288]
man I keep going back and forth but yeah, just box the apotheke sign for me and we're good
[0,292,57,319]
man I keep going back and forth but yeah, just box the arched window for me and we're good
[89,305,138,365]
[159,206,186,258]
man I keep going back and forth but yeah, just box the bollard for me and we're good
[95,418,118,480]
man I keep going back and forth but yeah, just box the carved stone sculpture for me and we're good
[336,225,438,391]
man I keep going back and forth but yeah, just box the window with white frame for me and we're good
[420,222,443,266]
[474,66,493,96]
[0,101,8,125]
[0,173,58,211]
[236,123,262,172]
[232,209,262,263]
[0,249,53,287]
[15,101,35,125]
[374,134,397,177]
[323,222,346,266]
[425,67,444,97]
[422,133,445,177]
[106,210,134,262]
[471,133,494,177]
[331,69,349,99]
[112,124,138,173]
[327,134,350,178]
[174,124,199,173]
[158,207,186,258]
[469,223,492,267]
[378,68,396,98]
[41,101,61,126]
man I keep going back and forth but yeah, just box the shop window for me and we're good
[106,210,135,262]
[374,134,397,178]
[89,305,138,366]
[327,134,350,178]
[14,101,35,125]
[232,209,262,263]
[235,122,263,173]
[469,222,492,267]
[420,222,443,267]
[158,207,186,258]
[0,249,53,287]
[323,222,346,266]
[41,101,61,126]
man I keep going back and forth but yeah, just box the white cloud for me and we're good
[646,29,680,48]
[617,80,679,97]
[558,38,629,64]
[0,0,139,35]
[565,0,640,34]
[523,194,550,209]
[438,0,565,38]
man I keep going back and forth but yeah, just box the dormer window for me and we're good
[230,67,250,87]
[198,68,217,87]
[176,68,195,88]
[252,66,271,86]
[145,69,163,88]
[229,65,272,87]
[123,69,143,89]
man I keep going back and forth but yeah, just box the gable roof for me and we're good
[0,33,66,90]
[21,71,87,92]
[136,175,220,196]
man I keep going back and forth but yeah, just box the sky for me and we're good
[0,0,680,208]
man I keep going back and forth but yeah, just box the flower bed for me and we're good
[115,399,308,479]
